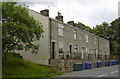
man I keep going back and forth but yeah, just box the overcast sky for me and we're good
[26,0,120,28]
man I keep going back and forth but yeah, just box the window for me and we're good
[106,42,108,48]
[74,30,77,39]
[58,42,64,54]
[95,38,97,45]
[82,47,84,59]
[85,35,88,42]
[86,47,88,53]
[100,40,103,47]
[86,47,88,58]
[74,45,78,58]
[58,42,64,59]
[74,45,78,52]
[95,49,97,59]
[58,23,64,36]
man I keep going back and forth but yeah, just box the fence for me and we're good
[54,51,113,60]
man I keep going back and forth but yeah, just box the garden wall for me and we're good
[50,59,117,72]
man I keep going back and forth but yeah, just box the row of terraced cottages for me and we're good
[17,9,110,65]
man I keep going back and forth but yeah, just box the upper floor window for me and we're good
[74,30,77,39]
[106,42,108,48]
[100,40,103,46]
[95,38,97,45]
[85,35,88,42]
[86,47,88,53]
[58,23,64,36]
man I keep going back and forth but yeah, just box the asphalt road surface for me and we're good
[59,65,119,77]
[47,65,119,79]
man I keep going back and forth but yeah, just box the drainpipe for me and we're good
[98,37,100,60]
[49,18,52,64]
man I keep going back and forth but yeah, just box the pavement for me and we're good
[46,65,120,79]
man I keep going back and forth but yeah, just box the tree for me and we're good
[91,22,110,39]
[2,2,43,60]
[74,19,120,57]
[110,18,120,56]
[73,19,120,57]
[74,22,91,31]
[91,19,120,56]
[114,44,120,56]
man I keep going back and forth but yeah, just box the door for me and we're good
[82,47,84,59]
[69,45,72,57]
[51,42,55,59]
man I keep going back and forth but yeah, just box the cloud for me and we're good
[26,0,119,28]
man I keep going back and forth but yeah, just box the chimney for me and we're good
[76,26,83,29]
[67,21,74,26]
[55,12,63,22]
[40,9,49,16]
[85,28,90,32]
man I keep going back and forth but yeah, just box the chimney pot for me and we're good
[40,9,49,16]
[67,21,74,26]
[58,12,61,16]
[55,12,63,22]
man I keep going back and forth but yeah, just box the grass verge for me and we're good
[2,53,63,79]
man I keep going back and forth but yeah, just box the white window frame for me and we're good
[58,42,64,49]
[86,47,88,57]
[58,23,64,36]
[74,30,77,39]
[74,45,78,52]
[58,41,64,56]
[85,35,88,43]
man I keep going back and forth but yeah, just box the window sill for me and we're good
[58,35,63,37]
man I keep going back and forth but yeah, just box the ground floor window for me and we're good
[74,45,78,58]
[74,45,78,52]
[58,42,64,59]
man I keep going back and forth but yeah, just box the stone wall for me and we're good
[50,59,117,72]
[50,19,110,60]
[50,59,65,72]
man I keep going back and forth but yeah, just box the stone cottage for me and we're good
[18,9,110,65]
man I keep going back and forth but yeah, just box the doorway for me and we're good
[69,45,72,57]
[69,45,72,54]
[51,42,55,59]
[82,47,84,59]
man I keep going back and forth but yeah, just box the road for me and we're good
[47,65,119,79]
[59,65,119,77]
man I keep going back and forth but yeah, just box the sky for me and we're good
[26,0,120,28]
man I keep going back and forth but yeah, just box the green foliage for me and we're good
[91,22,110,38]
[74,18,120,56]
[2,53,63,78]
[110,18,120,43]
[74,22,86,29]
[74,22,92,33]
[2,2,43,59]
[65,54,70,59]
[74,22,90,29]
[92,18,120,56]
[114,44,120,56]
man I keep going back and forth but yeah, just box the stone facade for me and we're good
[50,59,117,72]
[17,9,111,65]
[50,18,110,60]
